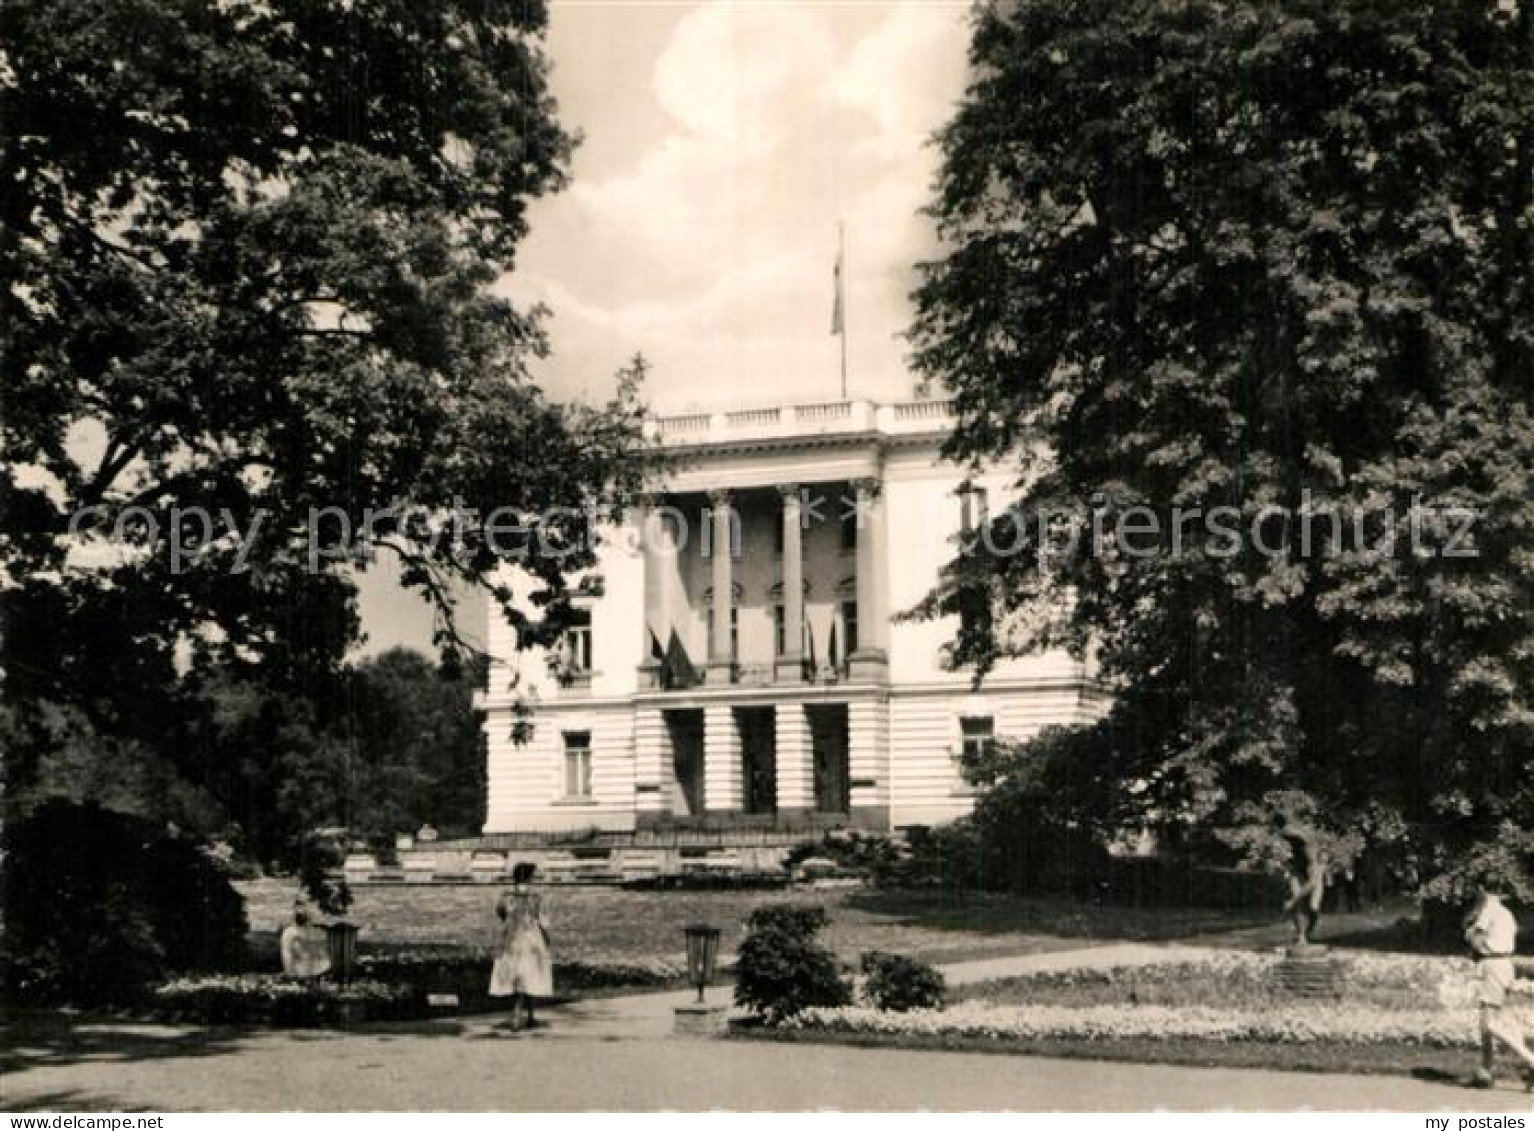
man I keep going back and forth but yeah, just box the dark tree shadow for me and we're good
[2,1089,155,1113]
[2,1010,253,1076]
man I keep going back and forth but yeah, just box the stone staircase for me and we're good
[342,828,812,886]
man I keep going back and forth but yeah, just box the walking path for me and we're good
[563,941,1231,1039]
[940,941,1230,986]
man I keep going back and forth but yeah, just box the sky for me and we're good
[357,0,974,655]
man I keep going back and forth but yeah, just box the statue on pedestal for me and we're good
[1283,835,1328,952]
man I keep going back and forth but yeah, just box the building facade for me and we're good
[481,398,1102,835]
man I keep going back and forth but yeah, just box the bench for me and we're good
[537,856,583,883]
[682,852,743,875]
[469,853,507,882]
[618,852,664,880]
[403,855,438,883]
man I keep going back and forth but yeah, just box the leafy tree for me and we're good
[342,647,487,842]
[175,667,352,867]
[1,3,653,835]
[913,0,1534,902]
[3,800,248,1004]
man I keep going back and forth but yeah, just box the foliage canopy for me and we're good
[913,0,1534,898]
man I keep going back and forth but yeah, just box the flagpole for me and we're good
[838,221,848,400]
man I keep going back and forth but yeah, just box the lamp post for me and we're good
[682,923,722,1004]
[326,920,358,984]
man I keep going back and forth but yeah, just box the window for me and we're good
[959,716,996,763]
[839,600,859,658]
[563,609,593,673]
[959,485,989,535]
[562,731,592,798]
[773,605,786,656]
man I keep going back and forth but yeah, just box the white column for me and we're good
[849,477,888,678]
[637,501,662,688]
[775,483,805,683]
[706,488,735,685]
[633,707,669,823]
[703,704,742,813]
[774,701,813,816]
[848,696,890,828]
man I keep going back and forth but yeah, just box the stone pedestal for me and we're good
[673,1002,729,1037]
[1274,949,1346,1000]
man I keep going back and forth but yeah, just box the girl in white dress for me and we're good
[489,862,553,1029]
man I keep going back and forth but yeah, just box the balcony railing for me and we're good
[656,412,711,437]
[726,407,782,428]
[892,400,950,421]
[649,398,952,446]
[794,401,852,423]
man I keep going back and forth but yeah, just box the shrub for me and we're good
[2,800,248,1004]
[734,904,851,1024]
[784,831,904,882]
[297,828,352,917]
[860,951,946,1012]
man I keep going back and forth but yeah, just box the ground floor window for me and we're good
[563,730,592,798]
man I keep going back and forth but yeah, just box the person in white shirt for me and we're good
[1463,886,1534,1090]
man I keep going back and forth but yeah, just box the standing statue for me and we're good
[1282,835,1328,950]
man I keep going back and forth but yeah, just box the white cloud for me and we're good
[653,4,835,146]
[836,2,970,161]
[514,1,970,410]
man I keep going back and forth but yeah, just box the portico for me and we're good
[638,477,888,692]
[632,686,887,829]
[481,398,1098,836]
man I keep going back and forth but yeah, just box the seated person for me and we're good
[279,901,332,978]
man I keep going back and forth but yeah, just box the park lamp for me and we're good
[682,923,722,1003]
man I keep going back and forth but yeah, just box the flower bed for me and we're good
[151,950,689,1027]
[756,953,1534,1077]
[153,974,418,1027]
[783,1001,1482,1048]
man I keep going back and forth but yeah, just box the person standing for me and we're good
[489,861,553,1030]
[1463,885,1534,1091]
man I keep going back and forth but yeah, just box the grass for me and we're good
[236,880,1295,969]
[950,958,1438,1012]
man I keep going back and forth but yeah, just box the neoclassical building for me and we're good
[481,397,1103,835]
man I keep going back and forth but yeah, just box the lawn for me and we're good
[949,952,1456,1011]
[236,879,1287,969]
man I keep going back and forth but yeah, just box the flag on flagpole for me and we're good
[830,223,845,336]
